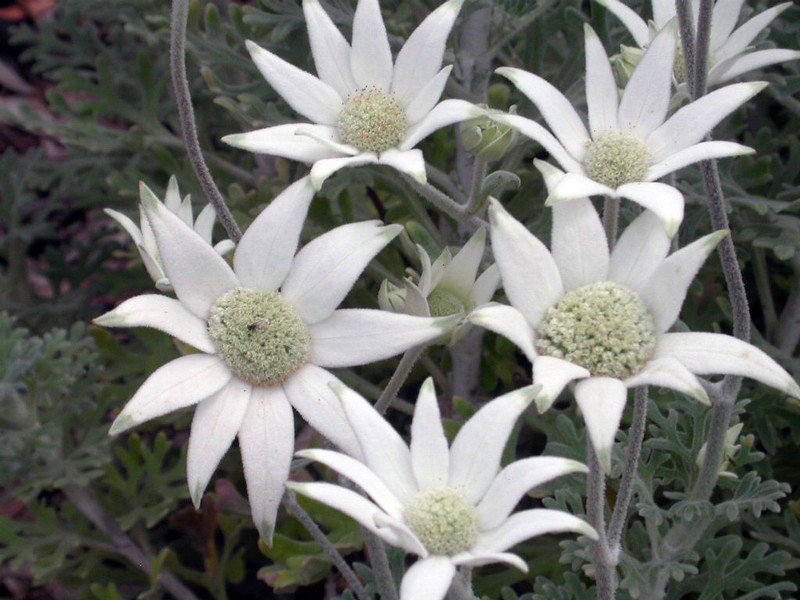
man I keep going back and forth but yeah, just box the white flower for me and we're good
[596,0,800,87]
[105,176,234,291]
[221,0,483,190]
[493,23,764,237]
[95,177,456,541]
[469,198,800,472]
[287,378,595,600]
[378,228,500,344]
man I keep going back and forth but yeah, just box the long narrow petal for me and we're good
[410,378,450,490]
[436,228,486,299]
[654,333,800,398]
[452,551,527,572]
[222,124,345,162]
[496,67,590,162]
[594,0,650,46]
[476,457,587,530]
[399,557,456,600]
[709,0,746,50]
[640,230,728,333]
[532,355,591,413]
[646,141,754,181]
[105,208,144,245]
[624,356,708,404]
[646,82,767,161]
[474,509,597,554]
[309,153,378,189]
[616,181,684,238]
[545,172,616,205]
[709,49,800,86]
[551,198,609,291]
[651,0,676,29]
[377,148,427,184]
[245,40,342,125]
[400,99,484,151]
[140,184,238,319]
[574,376,628,473]
[283,365,360,457]
[187,381,251,507]
[448,386,538,503]
[608,210,670,291]
[469,264,501,306]
[94,294,215,354]
[350,0,392,90]
[467,303,537,362]
[334,381,418,503]
[403,66,452,125]
[282,221,401,324]
[193,204,216,244]
[109,355,232,435]
[584,25,619,137]
[489,198,563,327]
[392,0,463,106]
[303,0,355,97]
[494,114,584,173]
[310,309,456,367]
[238,386,294,543]
[715,3,793,64]
[234,177,315,291]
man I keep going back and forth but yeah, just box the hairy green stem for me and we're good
[364,532,398,600]
[586,443,617,600]
[602,197,620,249]
[465,157,488,215]
[375,345,425,415]
[447,567,477,600]
[692,0,713,98]
[675,0,697,92]
[401,174,488,229]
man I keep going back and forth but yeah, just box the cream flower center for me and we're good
[338,87,408,153]
[404,487,478,556]
[536,281,657,379]
[584,130,652,189]
[427,288,468,318]
[207,288,311,386]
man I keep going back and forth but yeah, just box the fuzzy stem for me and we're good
[465,156,488,215]
[675,0,697,92]
[364,532,398,600]
[602,197,620,249]
[692,0,713,98]
[447,567,477,600]
[586,443,617,600]
[402,174,488,229]
[170,0,242,242]
[375,345,425,415]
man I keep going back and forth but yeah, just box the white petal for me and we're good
[574,376,628,473]
[496,67,590,162]
[193,204,216,244]
[373,512,429,555]
[400,557,456,600]
[334,381,418,503]
[400,99,484,151]
[377,148,427,184]
[476,457,588,530]
[436,228,486,299]
[350,0,392,90]
[640,229,728,333]
[187,380,251,507]
[654,333,800,398]
[392,0,463,106]
[646,81,767,160]
[448,385,538,503]
[584,25,620,137]
[282,221,401,323]
[494,114,583,173]
[608,210,670,291]
[715,3,792,64]
[238,386,294,543]
[488,198,564,327]
[616,181,684,238]
[594,0,650,46]
[473,509,597,554]
[410,378,450,490]
[646,141,754,181]
[139,184,239,319]
[709,49,800,86]
[467,303,537,362]
[469,264,501,306]
[94,294,215,354]
[651,0,676,29]
[140,245,168,286]
[624,356,708,404]
[245,40,342,125]
[283,365,361,457]
[403,65,452,125]
[105,208,143,245]
[452,551,527,572]
[532,355,591,413]
[709,0,746,50]
[164,176,183,214]
[109,355,232,435]
[310,309,456,367]
[222,124,345,162]
[234,177,315,291]
[309,153,378,189]
[545,171,617,205]
[295,125,360,155]
[551,198,609,291]
[303,0,355,97]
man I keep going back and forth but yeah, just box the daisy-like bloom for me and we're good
[94,177,456,541]
[221,0,483,190]
[468,198,800,472]
[288,378,596,600]
[105,177,234,291]
[596,0,800,88]
[378,228,500,344]
[493,23,764,237]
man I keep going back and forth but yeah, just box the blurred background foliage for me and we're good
[0,0,798,598]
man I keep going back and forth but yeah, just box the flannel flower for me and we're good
[596,0,800,87]
[222,0,482,190]
[288,379,595,600]
[105,177,234,292]
[493,22,764,236]
[378,228,500,344]
[469,198,800,472]
[95,177,455,540]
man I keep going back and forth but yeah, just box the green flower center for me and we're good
[536,281,657,379]
[207,288,311,386]
[584,130,652,189]
[427,288,468,318]
[404,487,478,556]
[338,87,408,153]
